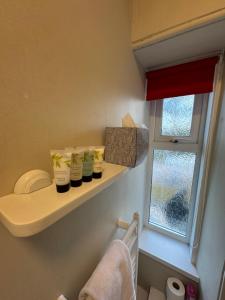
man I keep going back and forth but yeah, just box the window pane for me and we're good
[161,95,195,137]
[149,150,196,236]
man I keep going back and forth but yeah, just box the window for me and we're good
[146,94,208,242]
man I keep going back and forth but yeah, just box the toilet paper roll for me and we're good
[166,277,185,300]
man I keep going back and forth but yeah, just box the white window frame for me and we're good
[144,94,209,243]
[154,95,203,144]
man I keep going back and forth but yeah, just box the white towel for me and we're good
[79,239,136,300]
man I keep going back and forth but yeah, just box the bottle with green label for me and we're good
[93,147,104,179]
[70,149,84,187]
[50,150,71,193]
[82,148,94,182]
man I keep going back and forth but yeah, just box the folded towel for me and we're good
[79,239,136,300]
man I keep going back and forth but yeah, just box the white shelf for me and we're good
[0,163,128,237]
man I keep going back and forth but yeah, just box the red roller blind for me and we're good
[146,56,219,101]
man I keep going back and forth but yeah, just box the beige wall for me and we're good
[0,0,147,197]
[196,71,225,300]
[131,0,225,46]
[0,1,147,299]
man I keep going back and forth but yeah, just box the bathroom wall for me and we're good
[196,68,225,300]
[0,1,147,299]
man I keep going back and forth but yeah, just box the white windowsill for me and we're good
[139,227,199,282]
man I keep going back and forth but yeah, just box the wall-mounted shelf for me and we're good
[0,163,128,237]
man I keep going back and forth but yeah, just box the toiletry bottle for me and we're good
[82,148,94,182]
[93,147,104,179]
[186,283,197,300]
[70,148,84,187]
[50,150,71,193]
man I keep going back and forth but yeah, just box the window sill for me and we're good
[139,227,199,282]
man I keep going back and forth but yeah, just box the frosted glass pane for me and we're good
[149,150,196,236]
[161,95,195,137]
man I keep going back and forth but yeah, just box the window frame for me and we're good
[154,94,204,144]
[144,94,209,243]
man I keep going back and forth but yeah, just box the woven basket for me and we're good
[104,127,149,167]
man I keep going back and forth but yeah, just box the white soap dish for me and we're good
[14,170,52,194]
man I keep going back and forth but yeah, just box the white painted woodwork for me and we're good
[131,0,225,47]
[131,0,225,69]
[134,18,225,69]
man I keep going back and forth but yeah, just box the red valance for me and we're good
[146,56,219,101]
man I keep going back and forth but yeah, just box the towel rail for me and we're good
[61,213,140,300]
[123,220,138,245]
[127,235,137,252]
[117,212,139,290]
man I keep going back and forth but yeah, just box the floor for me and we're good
[137,285,148,300]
